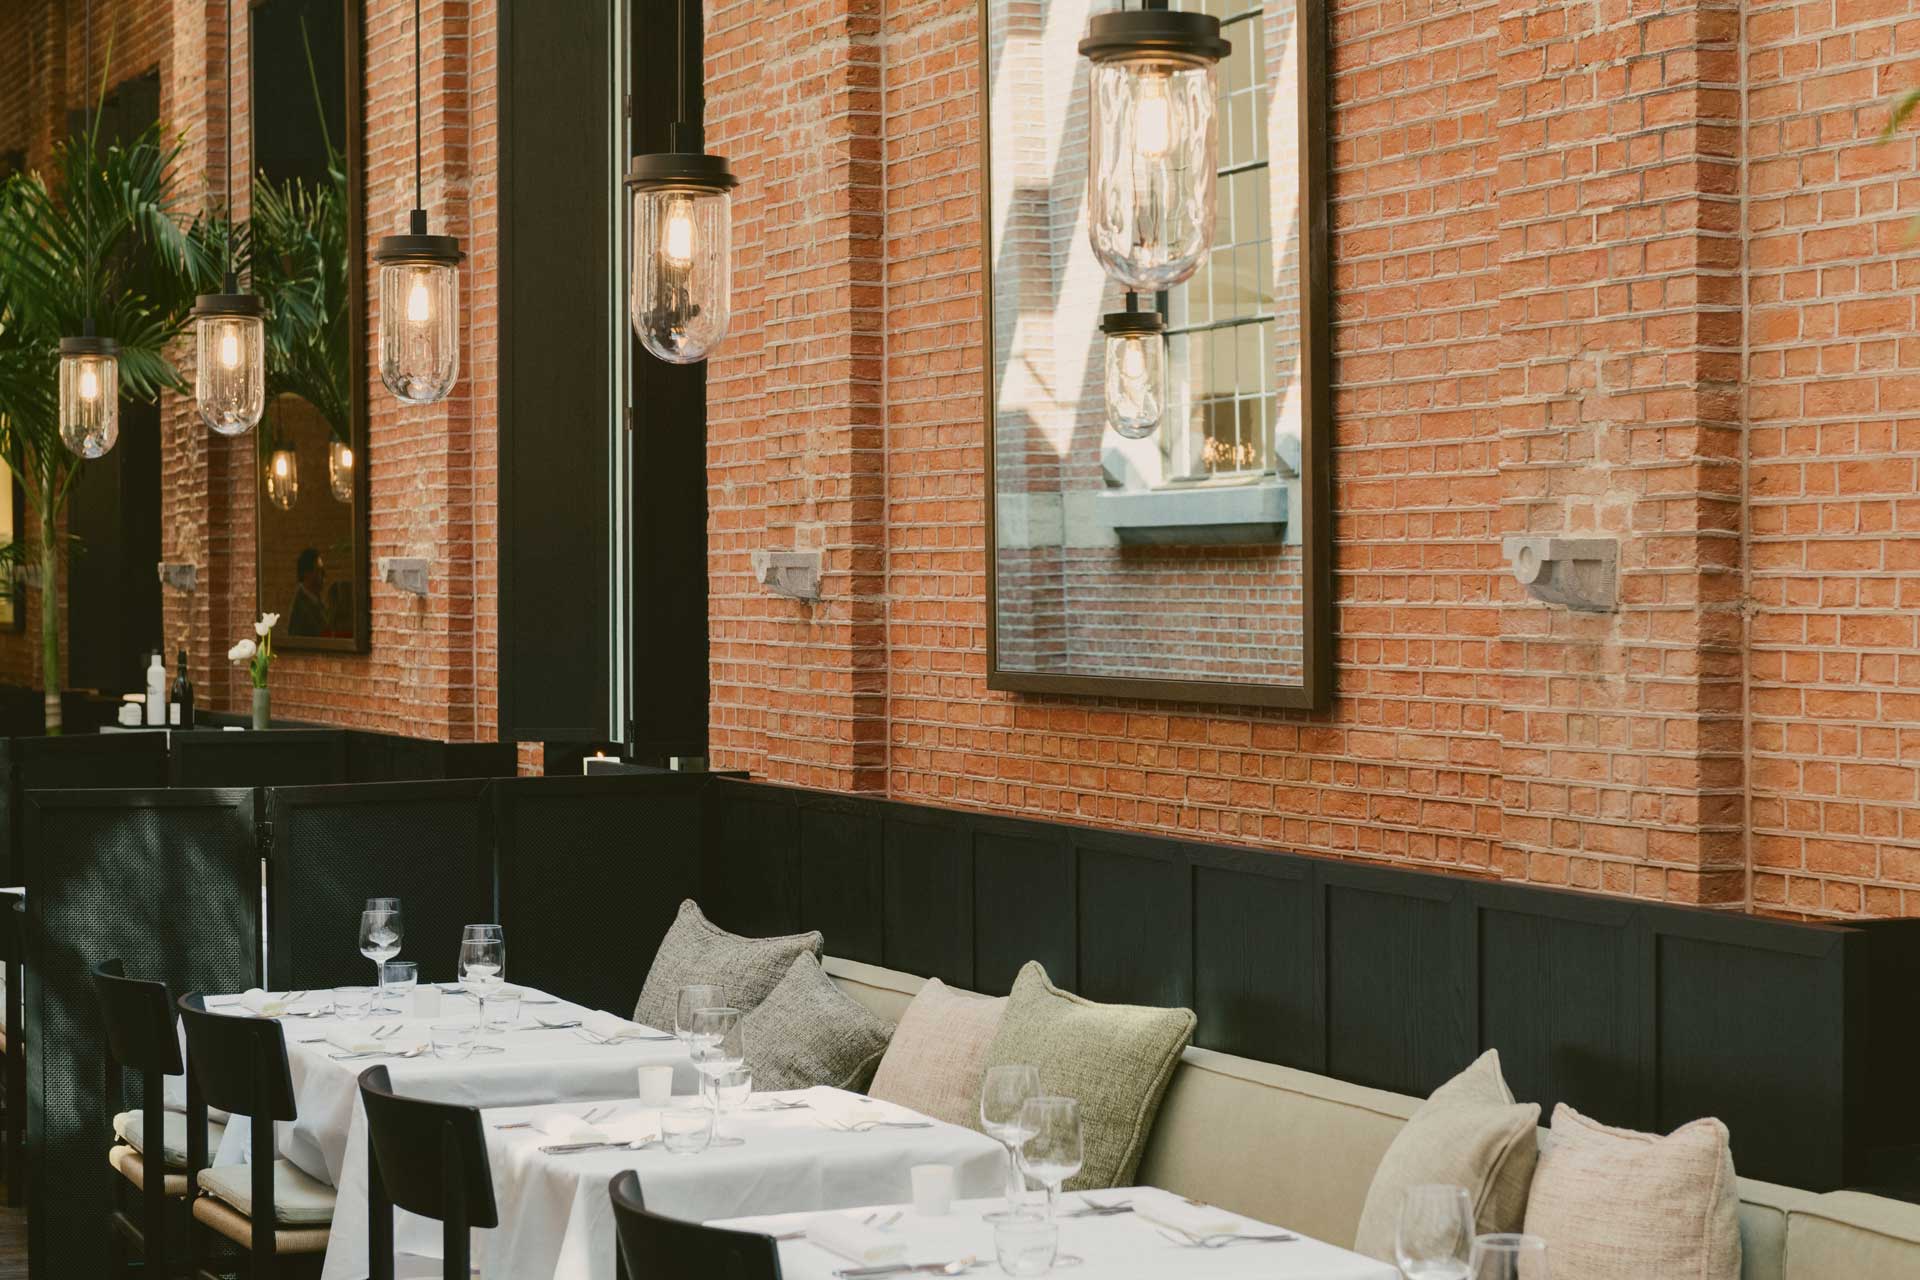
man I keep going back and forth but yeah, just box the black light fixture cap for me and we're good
[1078,10,1231,64]
[375,207,465,266]
[192,290,265,319]
[1102,309,1166,336]
[626,150,739,193]
[59,334,120,357]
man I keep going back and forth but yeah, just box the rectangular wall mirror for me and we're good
[982,0,1329,709]
[251,0,369,651]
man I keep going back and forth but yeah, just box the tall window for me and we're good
[1162,0,1273,481]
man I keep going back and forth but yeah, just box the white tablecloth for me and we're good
[718,1192,1400,1280]
[202,986,701,1280]
[479,1088,1005,1280]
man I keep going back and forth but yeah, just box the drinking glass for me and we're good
[662,1103,714,1154]
[333,985,373,1020]
[675,983,722,1042]
[483,987,523,1032]
[1396,1185,1474,1280]
[1468,1234,1549,1280]
[688,1006,746,1148]
[359,905,404,1013]
[381,961,418,1014]
[708,1067,751,1144]
[1016,1097,1083,1218]
[430,1021,476,1060]
[457,930,506,1031]
[993,1214,1057,1277]
[979,1064,1041,1221]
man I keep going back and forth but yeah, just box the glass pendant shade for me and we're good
[266,445,300,511]
[1080,11,1230,291]
[374,218,463,405]
[1101,310,1167,440]
[627,152,737,364]
[193,292,266,435]
[328,437,355,503]
[58,336,120,458]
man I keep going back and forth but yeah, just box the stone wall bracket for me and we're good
[157,562,198,592]
[379,556,431,597]
[750,550,823,603]
[1502,536,1618,613]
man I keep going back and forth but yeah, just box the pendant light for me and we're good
[265,417,300,511]
[374,0,462,405]
[625,0,736,364]
[194,5,266,436]
[327,436,354,502]
[1079,0,1230,291]
[58,0,120,460]
[1102,298,1166,440]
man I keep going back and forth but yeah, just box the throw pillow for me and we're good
[633,899,822,1031]
[1352,1049,1540,1262]
[741,954,895,1092]
[1522,1104,1740,1280]
[868,977,1007,1128]
[980,961,1194,1190]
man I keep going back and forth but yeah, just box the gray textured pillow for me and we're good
[632,900,823,1031]
[741,954,894,1092]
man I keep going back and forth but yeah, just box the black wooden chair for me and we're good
[177,993,335,1279]
[357,1064,499,1280]
[95,959,206,1277]
[609,1169,783,1280]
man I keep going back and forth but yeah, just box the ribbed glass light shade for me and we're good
[1104,328,1167,440]
[1086,57,1221,291]
[195,312,266,435]
[59,344,120,459]
[630,187,732,364]
[378,259,459,404]
[266,446,300,511]
[328,437,354,503]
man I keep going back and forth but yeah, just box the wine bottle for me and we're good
[170,649,195,730]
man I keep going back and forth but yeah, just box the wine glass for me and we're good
[359,905,403,1014]
[456,929,505,1031]
[1468,1234,1549,1280]
[675,983,722,1042]
[687,1006,746,1148]
[1396,1185,1474,1279]
[979,1063,1041,1222]
[1016,1096,1082,1218]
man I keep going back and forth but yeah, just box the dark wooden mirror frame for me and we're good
[250,0,371,654]
[978,0,1332,711]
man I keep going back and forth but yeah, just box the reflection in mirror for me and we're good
[251,0,366,649]
[985,0,1327,708]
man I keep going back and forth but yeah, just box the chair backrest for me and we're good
[92,959,184,1076]
[609,1170,783,1280]
[175,994,298,1122]
[357,1065,499,1229]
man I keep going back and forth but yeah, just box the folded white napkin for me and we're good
[326,1022,383,1054]
[804,1213,908,1266]
[812,1093,920,1130]
[531,1110,660,1145]
[1132,1188,1240,1237]
[583,1011,644,1040]
[241,988,287,1017]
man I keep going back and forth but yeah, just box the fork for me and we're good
[821,1118,934,1133]
[329,1045,429,1062]
[573,1027,676,1045]
[1154,1227,1296,1249]
[534,1017,584,1030]
[539,1138,662,1155]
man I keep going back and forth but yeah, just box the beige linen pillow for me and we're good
[980,961,1194,1190]
[741,954,895,1092]
[632,899,822,1031]
[1352,1049,1539,1262]
[1523,1104,1740,1280]
[868,978,1007,1128]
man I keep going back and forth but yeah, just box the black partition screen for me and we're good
[169,728,350,788]
[0,733,171,882]
[495,774,707,1017]
[266,780,495,991]
[23,788,259,1279]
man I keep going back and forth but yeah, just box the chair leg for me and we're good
[107,1223,129,1280]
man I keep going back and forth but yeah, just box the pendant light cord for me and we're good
[224,0,233,285]
[676,0,687,124]
[83,0,94,335]
[414,0,423,213]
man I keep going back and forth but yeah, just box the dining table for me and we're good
[478,1088,1005,1280]
[715,1191,1401,1280]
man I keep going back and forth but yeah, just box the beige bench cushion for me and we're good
[868,977,1006,1129]
[113,1110,227,1169]
[1785,1191,1920,1280]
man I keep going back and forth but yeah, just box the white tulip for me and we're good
[260,611,281,629]
[229,639,256,663]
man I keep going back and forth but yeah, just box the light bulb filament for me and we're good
[219,329,241,369]
[663,198,697,268]
[1135,71,1173,160]
[407,275,433,323]
[274,454,290,477]
[78,365,100,401]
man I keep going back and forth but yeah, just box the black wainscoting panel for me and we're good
[496,775,708,1016]
[1324,873,1472,1096]
[267,780,494,991]
[1076,838,1192,1010]
[168,728,349,788]
[883,813,974,989]
[345,731,519,782]
[706,780,803,938]
[0,733,172,882]
[23,788,258,1280]
[973,822,1076,995]
[1193,855,1317,1068]
[1653,923,1850,1191]
[798,797,885,966]
[1478,893,1643,1129]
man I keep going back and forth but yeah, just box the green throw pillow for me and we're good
[632,899,822,1031]
[980,961,1195,1190]
[741,953,895,1092]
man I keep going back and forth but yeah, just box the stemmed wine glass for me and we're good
[675,984,722,1043]
[688,1006,746,1148]
[979,1063,1041,1222]
[1396,1185,1474,1280]
[457,924,505,1031]
[1468,1234,1549,1280]
[358,901,403,1015]
[1016,1096,1083,1219]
